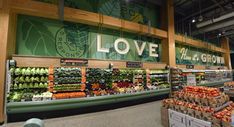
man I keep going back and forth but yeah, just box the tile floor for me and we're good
[5,100,163,127]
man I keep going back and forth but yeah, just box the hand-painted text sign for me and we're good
[176,43,224,66]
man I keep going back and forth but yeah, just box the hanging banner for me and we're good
[176,43,225,66]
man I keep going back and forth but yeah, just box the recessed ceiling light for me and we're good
[192,17,196,23]
[192,19,196,23]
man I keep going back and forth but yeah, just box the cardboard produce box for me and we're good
[161,107,169,127]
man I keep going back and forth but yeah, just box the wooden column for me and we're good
[0,0,10,124]
[221,37,232,69]
[162,0,176,67]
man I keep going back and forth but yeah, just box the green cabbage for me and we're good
[30,83,35,88]
[18,83,23,89]
[39,68,45,75]
[45,68,49,75]
[34,83,39,88]
[25,76,30,83]
[36,68,40,75]
[19,76,25,83]
[14,77,19,82]
[23,83,27,88]
[13,83,18,89]
[15,68,21,75]
[29,83,33,88]
[21,68,26,75]
[34,77,39,82]
[10,68,15,74]
[40,76,45,82]
[44,83,48,88]
[39,82,44,88]
[31,68,36,75]
[25,67,31,75]
[30,77,35,82]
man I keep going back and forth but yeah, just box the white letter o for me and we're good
[114,38,130,54]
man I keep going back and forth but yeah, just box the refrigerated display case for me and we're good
[6,65,170,114]
[181,69,232,87]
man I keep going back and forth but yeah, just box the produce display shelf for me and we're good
[214,101,232,112]
[13,87,48,90]
[52,89,84,93]
[197,79,232,87]
[7,88,170,114]
[224,91,234,97]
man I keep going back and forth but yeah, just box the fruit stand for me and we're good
[162,86,234,127]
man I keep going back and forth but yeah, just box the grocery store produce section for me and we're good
[6,66,170,113]
[162,86,234,127]
[6,63,233,114]
[170,67,232,92]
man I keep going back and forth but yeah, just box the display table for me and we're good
[161,86,234,127]
[168,109,211,127]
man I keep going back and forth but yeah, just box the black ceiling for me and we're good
[129,0,234,51]
[173,0,234,51]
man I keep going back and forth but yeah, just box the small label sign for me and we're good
[186,65,194,69]
[126,61,142,68]
[60,58,88,66]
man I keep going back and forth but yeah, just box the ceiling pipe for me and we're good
[192,18,234,35]
[196,12,234,28]
[174,0,188,7]
[210,0,225,11]
[223,30,234,36]
[220,25,234,32]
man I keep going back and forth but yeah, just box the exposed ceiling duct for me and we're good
[196,12,234,28]
[223,30,234,37]
[192,18,234,35]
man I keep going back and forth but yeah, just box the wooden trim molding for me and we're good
[221,37,232,69]
[12,55,167,69]
[0,0,10,123]
[0,0,3,9]
[175,34,227,53]
[10,0,167,39]
[176,64,228,70]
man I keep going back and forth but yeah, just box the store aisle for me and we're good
[6,100,163,127]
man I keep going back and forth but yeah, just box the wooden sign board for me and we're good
[60,58,88,66]
[126,61,142,68]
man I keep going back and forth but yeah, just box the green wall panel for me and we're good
[16,15,161,62]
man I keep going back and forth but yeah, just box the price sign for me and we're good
[126,61,142,68]
[186,74,196,86]
[186,65,194,69]
[60,58,88,66]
